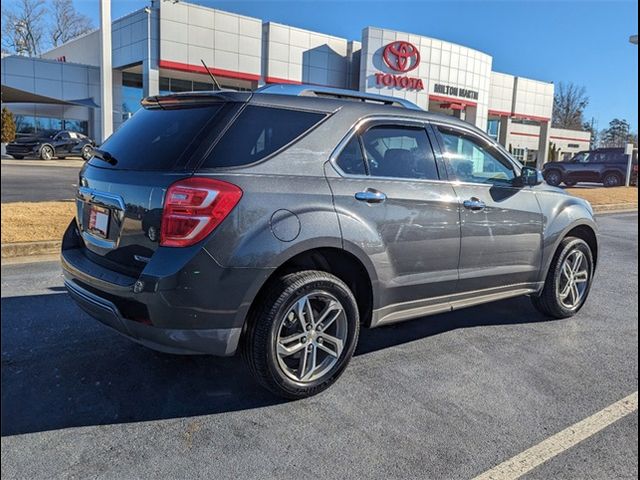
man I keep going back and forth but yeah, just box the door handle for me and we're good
[463,197,486,211]
[355,189,386,204]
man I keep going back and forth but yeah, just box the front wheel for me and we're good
[544,170,562,186]
[244,270,360,399]
[81,144,93,161]
[531,237,594,319]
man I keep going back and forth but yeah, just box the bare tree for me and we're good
[1,0,46,56]
[50,0,93,47]
[552,82,589,130]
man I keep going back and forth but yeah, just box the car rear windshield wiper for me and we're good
[92,149,117,165]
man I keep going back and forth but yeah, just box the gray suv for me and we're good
[62,85,598,398]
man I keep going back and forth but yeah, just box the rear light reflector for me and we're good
[160,177,242,247]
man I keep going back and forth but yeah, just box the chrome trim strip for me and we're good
[77,186,126,210]
[371,282,543,327]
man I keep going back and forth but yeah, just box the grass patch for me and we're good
[1,201,75,244]
[0,189,637,245]
[566,187,638,207]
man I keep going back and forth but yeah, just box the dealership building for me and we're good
[0,0,591,165]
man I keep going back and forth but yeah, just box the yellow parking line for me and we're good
[473,391,638,480]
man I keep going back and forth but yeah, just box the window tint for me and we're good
[360,126,438,180]
[437,126,516,185]
[91,105,223,170]
[336,136,367,175]
[573,152,591,163]
[202,106,325,168]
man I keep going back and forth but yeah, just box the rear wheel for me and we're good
[244,270,359,399]
[544,170,562,186]
[602,172,622,187]
[531,237,594,319]
[40,145,54,160]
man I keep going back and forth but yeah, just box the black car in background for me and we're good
[543,147,635,187]
[6,130,95,160]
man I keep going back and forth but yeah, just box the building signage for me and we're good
[375,41,424,90]
[433,83,478,100]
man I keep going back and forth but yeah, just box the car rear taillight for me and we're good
[160,177,242,247]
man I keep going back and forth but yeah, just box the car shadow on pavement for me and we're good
[1,292,551,436]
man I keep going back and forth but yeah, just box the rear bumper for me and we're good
[61,221,274,356]
[64,278,240,355]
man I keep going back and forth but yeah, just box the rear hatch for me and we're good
[76,92,248,276]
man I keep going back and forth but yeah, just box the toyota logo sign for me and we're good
[383,41,420,73]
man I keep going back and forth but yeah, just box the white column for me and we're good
[142,7,159,98]
[537,120,551,168]
[498,115,511,147]
[99,0,113,143]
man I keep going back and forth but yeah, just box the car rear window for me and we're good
[200,105,326,169]
[90,105,223,170]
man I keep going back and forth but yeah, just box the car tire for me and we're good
[563,181,577,187]
[12,155,24,160]
[531,237,594,319]
[544,170,562,186]
[40,145,55,160]
[244,270,360,399]
[602,172,622,188]
[81,145,93,161]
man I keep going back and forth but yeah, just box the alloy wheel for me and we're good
[41,146,53,160]
[275,291,347,383]
[556,249,590,309]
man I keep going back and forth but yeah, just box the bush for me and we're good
[1,107,17,144]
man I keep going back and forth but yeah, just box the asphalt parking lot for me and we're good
[1,212,637,480]
[0,161,80,202]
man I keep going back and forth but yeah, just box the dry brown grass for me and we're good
[0,189,637,245]
[566,187,638,207]
[1,201,75,244]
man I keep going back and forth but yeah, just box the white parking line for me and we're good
[473,391,638,480]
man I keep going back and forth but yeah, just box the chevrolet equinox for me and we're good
[62,85,598,399]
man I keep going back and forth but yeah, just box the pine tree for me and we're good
[1,107,17,144]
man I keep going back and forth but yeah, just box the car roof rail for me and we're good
[256,84,422,110]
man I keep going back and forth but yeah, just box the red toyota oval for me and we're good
[383,41,421,73]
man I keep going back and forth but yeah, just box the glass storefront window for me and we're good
[170,78,192,92]
[12,115,86,136]
[14,115,37,135]
[63,119,89,135]
[487,119,500,140]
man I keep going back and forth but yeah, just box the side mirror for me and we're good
[519,166,543,186]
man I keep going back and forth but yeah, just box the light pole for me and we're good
[99,0,113,143]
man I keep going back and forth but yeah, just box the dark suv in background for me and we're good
[62,86,598,398]
[543,147,634,187]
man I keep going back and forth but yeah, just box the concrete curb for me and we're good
[1,240,61,258]
[592,203,638,213]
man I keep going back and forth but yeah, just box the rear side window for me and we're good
[201,106,326,168]
[361,126,439,180]
[91,105,223,170]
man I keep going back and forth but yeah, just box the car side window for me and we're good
[436,125,516,185]
[336,136,367,175]
[574,152,591,163]
[360,126,438,180]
